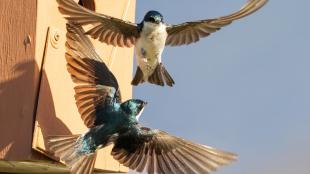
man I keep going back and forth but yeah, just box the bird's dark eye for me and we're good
[149,17,155,22]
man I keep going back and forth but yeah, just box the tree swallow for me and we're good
[47,23,237,174]
[56,0,268,87]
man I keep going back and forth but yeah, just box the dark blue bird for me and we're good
[47,23,237,174]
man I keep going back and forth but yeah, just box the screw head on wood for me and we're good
[24,35,32,45]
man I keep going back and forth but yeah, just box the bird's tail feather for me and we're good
[148,63,175,87]
[47,135,97,174]
[131,66,145,86]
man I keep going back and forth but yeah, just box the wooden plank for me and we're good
[32,0,135,172]
[0,160,68,173]
[0,0,135,172]
[0,0,41,160]
[0,160,126,173]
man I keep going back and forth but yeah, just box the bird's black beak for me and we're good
[143,101,148,107]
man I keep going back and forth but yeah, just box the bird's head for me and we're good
[121,99,147,119]
[143,10,164,24]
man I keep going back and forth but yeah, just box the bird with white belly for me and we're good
[135,12,170,86]
[56,0,268,87]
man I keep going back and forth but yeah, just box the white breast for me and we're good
[135,22,167,77]
[136,22,167,59]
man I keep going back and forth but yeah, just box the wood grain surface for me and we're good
[0,0,42,160]
[0,0,135,172]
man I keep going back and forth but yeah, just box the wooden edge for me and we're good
[0,160,127,174]
[0,159,68,173]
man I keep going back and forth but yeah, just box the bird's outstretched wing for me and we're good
[66,22,122,128]
[112,127,237,174]
[166,0,268,46]
[57,0,139,47]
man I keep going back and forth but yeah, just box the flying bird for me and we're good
[56,0,268,87]
[47,23,237,174]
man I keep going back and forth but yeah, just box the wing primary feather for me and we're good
[179,147,215,173]
[166,151,188,174]
[173,148,201,173]
[166,0,268,46]
[147,148,155,174]
[181,144,220,170]
[58,0,139,47]
[136,144,149,172]
[130,145,146,169]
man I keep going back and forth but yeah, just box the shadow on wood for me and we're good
[0,59,71,160]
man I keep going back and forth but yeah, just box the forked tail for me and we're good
[131,66,145,86]
[148,63,175,87]
[131,63,175,87]
[47,135,97,174]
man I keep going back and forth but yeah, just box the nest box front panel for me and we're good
[32,0,135,172]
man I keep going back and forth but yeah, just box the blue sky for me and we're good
[131,0,310,173]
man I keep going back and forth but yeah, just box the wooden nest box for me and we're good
[0,0,135,173]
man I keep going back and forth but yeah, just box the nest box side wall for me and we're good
[0,0,41,160]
